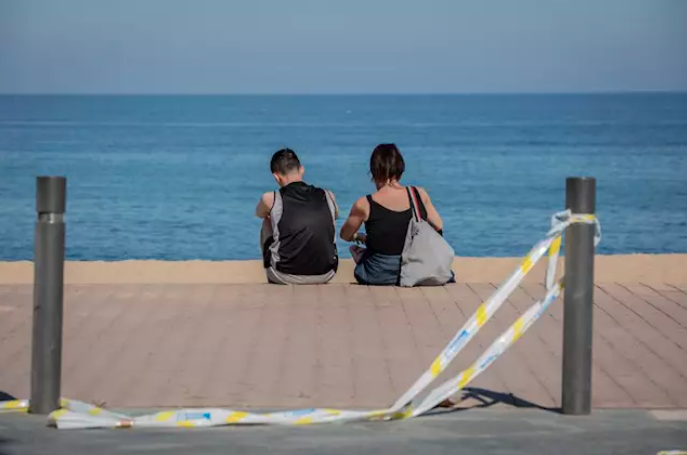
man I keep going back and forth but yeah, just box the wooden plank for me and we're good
[502,285,563,407]
[594,284,687,379]
[350,285,395,407]
[5,282,687,409]
[444,283,513,403]
[585,285,681,407]
[520,283,638,408]
[624,284,687,329]
[599,283,687,352]
[658,284,687,310]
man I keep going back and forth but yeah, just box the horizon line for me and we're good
[1,89,686,97]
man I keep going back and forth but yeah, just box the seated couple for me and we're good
[255,144,445,286]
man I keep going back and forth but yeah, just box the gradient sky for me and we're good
[1,0,686,94]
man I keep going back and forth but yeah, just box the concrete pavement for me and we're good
[1,408,686,455]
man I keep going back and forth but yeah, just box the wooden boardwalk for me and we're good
[1,282,686,410]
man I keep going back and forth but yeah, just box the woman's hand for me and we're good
[353,232,367,245]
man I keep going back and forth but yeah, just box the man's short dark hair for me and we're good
[270,148,301,175]
[370,143,405,184]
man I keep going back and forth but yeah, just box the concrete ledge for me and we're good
[1,254,685,284]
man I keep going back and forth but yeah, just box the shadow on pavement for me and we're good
[461,387,560,412]
[434,387,560,414]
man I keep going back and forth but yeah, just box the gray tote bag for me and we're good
[400,187,455,287]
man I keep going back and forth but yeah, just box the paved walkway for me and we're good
[1,283,687,410]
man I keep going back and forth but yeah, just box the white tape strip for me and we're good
[410,280,563,417]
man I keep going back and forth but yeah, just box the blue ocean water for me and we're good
[1,94,686,261]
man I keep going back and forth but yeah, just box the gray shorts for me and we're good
[265,266,336,285]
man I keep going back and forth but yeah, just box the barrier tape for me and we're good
[0,399,29,412]
[0,210,600,430]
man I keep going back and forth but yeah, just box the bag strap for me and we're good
[406,187,421,222]
[412,187,427,220]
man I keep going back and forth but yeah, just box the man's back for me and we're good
[268,181,338,276]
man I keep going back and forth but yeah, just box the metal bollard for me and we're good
[29,176,67,414]
[562,177,596,415]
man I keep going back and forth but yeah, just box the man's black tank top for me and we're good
[268,181,338,276]
[364,187,428,256]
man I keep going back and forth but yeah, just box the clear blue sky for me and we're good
[1,0,686,94]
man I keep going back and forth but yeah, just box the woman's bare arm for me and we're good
[416,187,443,232]
[340,196,369,242]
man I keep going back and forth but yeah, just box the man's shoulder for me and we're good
[305,182,328,191]
[261,191,276,205]
[303,184,334,199]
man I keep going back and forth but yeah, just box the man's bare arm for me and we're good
[326,190,340,219]
[255,192,275,219]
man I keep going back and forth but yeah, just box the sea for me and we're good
[1,94,686,261]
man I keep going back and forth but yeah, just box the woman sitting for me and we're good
[340,143,445,285]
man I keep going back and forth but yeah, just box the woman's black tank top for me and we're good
[364,188,427,256]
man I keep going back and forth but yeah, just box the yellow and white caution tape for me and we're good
[0,399,29,413]
[410,279,564,417]
[0,211,599,429]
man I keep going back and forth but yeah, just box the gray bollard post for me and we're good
[562,177,596,415]
[29,176,67,414]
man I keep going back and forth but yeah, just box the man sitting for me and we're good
[256,148,339,284]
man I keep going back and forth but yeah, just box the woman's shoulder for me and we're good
[356,195,371,205]
[350,195,371,215]
[410,186,431,204]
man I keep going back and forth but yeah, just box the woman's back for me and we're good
[365,186,426,256]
